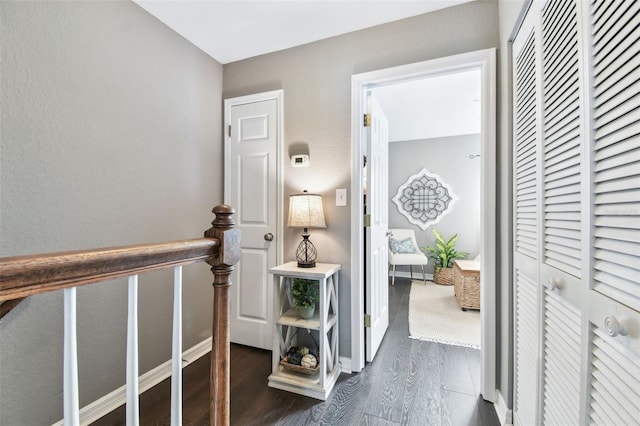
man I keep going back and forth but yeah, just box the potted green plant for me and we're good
[422,229,468,285]
[291,278,319,319]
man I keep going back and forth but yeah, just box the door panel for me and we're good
[512,0,640,423]
[587,1,640,422]
[512,12,541,424]
[541,290,581,425]
[365,95,389,362]
[590,0,640,313]
[587,291,640,424]
[225,93,280,350]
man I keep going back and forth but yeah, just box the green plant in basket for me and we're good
[422,229,468,272]
[292,278,319,319]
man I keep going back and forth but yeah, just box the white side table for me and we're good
[268,261,341,400]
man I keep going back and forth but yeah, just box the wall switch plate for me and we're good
[336,188,347,206]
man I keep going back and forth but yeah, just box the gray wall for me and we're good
[389,134,481,274]
[0,1,223,424]
[223,0,499,358]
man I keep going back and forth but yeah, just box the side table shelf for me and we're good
[268,261,341,400]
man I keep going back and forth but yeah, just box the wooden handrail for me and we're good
[0,238,219,301]
[0,204,241,426]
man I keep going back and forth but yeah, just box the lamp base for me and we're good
[295,231,317,269]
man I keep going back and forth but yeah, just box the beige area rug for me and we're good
[408,280,481,349]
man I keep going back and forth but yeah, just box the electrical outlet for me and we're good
[336,189,347,206]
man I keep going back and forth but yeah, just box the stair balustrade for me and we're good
[0,204,240,426]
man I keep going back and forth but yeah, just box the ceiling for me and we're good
[134,0,473,64]
[134,0,479,141]
[372,68,481,141]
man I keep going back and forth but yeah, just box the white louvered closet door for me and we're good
[585,0,640,423]
[539,0,585,424]
[512,8,541,425]
[512,0,640,424]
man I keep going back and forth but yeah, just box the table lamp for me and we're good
[288,190,326,268]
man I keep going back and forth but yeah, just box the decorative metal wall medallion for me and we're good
[392,168,457,230]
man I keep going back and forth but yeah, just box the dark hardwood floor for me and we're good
[93,277,499,425]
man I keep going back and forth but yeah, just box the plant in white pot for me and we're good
[292,278,319,319]
[422,229,468,285]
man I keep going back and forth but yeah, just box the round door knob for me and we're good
[264,233,274,242]
[545,278,560,291]
[604,316,627,337]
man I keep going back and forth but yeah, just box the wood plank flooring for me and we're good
[93,277,499,425]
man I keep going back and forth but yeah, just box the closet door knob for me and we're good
[545,278,560,291]
[604,316,627,337]
[264,233,274,242]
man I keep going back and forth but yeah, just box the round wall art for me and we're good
[392,168,457,230]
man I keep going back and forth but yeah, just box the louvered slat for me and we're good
[591,352,640,415]
[591,0,640,311]
[515,30,538,260]
[589,328,640,424]
[542,0,582,278]
[515,269,538,425]
[542,290,581,425]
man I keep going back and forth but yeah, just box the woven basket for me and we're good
[434,267,454,285]
[280,356,319,375]
[453,261,480,310]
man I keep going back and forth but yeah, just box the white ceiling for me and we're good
[134,0,473,64]
[134,0,479,141]
[372,68,481,141]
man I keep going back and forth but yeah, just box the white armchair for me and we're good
[388,229,429,286]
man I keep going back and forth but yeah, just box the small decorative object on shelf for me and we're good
[422,229,468,286]
[292,278,319,319]
[280,345,319,375]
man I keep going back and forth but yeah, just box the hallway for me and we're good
[94,277,499,425]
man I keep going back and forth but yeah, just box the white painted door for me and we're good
[224,91,282,350]
[512,1,640,424]
[512,8,541,424]
[365,94,389,362]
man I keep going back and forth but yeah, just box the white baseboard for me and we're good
[339,356,352,374]
[52,337,212,426]
[494,389,513,425]
[388,270,434,281]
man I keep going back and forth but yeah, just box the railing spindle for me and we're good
[63,287,80,426]
[126,275,140,426]
[171,266,183,426]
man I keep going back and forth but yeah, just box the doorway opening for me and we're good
[350,49,497,402]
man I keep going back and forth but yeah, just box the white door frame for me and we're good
[224,89,285,334]
[350,49,497,402]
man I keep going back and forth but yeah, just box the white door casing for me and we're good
[350,50,497,403]
[224,90,283,351]
[365,94,390,362]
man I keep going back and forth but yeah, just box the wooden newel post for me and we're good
[204,205,241,426]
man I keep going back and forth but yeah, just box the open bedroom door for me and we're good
[365,93,390,362]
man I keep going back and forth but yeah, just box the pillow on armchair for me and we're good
[389,238,416,254]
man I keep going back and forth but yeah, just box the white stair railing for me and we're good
[63,287,80,426]
[1,204,240,426]
[126,275,140,426]
[171,266,183,426]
